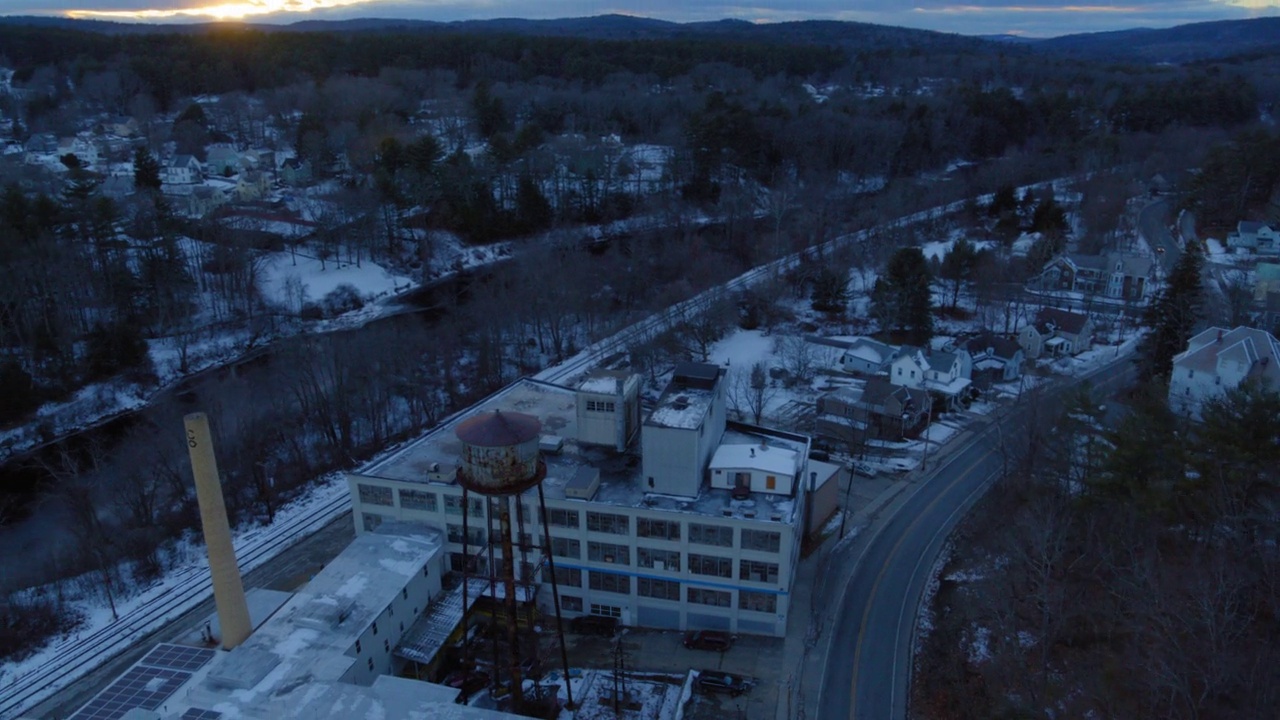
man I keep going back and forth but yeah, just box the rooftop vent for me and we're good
[721,507,734,517]
[672,395,690,411]
[743,509,756,518]
[770,512,783,522]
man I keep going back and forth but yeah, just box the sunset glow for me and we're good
[66,0,381,21]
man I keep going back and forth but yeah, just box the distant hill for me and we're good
[1036,17,1280,62]
[0,13,1000,55]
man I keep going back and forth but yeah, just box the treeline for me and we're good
[1186,128,1280,229]
[914,382,1280,719]
[0,25,846,109]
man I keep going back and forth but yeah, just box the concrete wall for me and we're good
[642,425,701,496]
[708,465,795,496]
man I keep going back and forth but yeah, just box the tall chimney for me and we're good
[184,412,252,650]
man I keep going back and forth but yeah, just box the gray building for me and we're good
[346,369,810,638]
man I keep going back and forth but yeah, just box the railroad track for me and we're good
[0,491,351,719]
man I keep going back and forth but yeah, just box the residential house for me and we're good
[104,116,139,138]
[187,185,229,217]
[964,333,1025,390]
[1255,263,1280,303]
[1227,221,1280,255]
[888,346,972,410]
[23,133,58,164]
[206,145,242,176]
[815,378,932,443]
[235,170,270,202]
[279,157,312,186]
[165,154,202,185]
[1168,326,1280,419]
[56,136,100,167]
[1035,252,1159,302]
[805,336,901,375]
[1019,308,1094,359]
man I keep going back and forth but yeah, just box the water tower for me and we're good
[454,410,574,715]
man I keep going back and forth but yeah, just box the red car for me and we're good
[683,630,734,651]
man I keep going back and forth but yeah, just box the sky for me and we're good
[0,0,1278,38]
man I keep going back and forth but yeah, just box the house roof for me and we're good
[172,154,198,168]
[965,333,1021,361]
[1173,326,1280,385]
[710,442,798,477]
[857,376,930,414]
[1239,220,1267,235]
[1035,307,1091,335]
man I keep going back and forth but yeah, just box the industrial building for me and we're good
[347,364,841,637]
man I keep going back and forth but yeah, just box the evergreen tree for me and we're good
[870,246,934,343]
[0,361,40,425]
[939,238,979,309]
[810,265,850,314]
[1136,241,1204,383]
[133,147,162,192]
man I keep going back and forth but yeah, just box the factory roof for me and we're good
[576,369,632,395]
[356,379,807,525]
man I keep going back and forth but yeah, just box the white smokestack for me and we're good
[184,412,252,650]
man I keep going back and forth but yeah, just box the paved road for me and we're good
[818,360,1136,720]
[1136,199,1228,326]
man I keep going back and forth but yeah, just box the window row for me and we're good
[557,572,778,613]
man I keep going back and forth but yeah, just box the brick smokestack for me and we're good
[184,412,252,650]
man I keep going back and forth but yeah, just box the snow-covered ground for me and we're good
[258,252,414,311]
[0,473,352,711]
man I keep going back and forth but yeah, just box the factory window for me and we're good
[740,559,780,584]
[368,658,374,671]
[636,547,681,572]
[689,523,733,547]
[739,591,777,613]
[356,640,361,654]
[636,517,680,540]
[554,567,583,587]
[688,553,733,579]
[561,595,584,612]
[588,572,630,595]
[586,400,616,413]
[402,588,408,599]
[384,639,389,653]
[741,530,782,553]
[687,587,731,607]
[399,489,437,512]
[358,484,393,506]
[446,524,486,546]
[637,578,680,600]
[588,541,630,565]
[543,507,579,528]
[550,536,580,559]
[586,511,629,535]
[444,495,486,517]
[590,603,623,618]
[362,513,384,532]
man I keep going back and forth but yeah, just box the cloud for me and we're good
[13,0,1280,36]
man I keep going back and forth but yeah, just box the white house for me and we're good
[890,346,972,409]
[965,333,1025,389]
[56,135,100,167]
[1019,307,1094,359]
[165,154,203,185]
[1168,326,1280,419]
[1227,221,1280,255]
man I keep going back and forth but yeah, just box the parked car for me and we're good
[696,670,750,697]
[851,461,876,478]
[571,614,619,636]
[683,629,734,651]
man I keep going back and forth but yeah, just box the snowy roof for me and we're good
[1036,307,1090,335]
[646,388,714,430]
[710,442,798,478]
[396,578,485,664]
[576,370,631,395]
[356,378,806,525]
[925,376,972,396]
[1174,326,1280,385]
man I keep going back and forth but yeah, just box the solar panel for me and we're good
[181,708,223,719]
[140,643,217,672]
[69,666,191,720]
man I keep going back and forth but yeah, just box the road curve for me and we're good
[819,360,1135,720]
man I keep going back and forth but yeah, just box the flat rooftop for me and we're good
[358,379,807,525]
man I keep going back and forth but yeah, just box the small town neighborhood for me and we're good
[1,10,1279,720]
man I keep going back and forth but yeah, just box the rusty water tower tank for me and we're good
[455,409,545,495]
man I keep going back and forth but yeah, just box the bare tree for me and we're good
[729,362,777,425]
